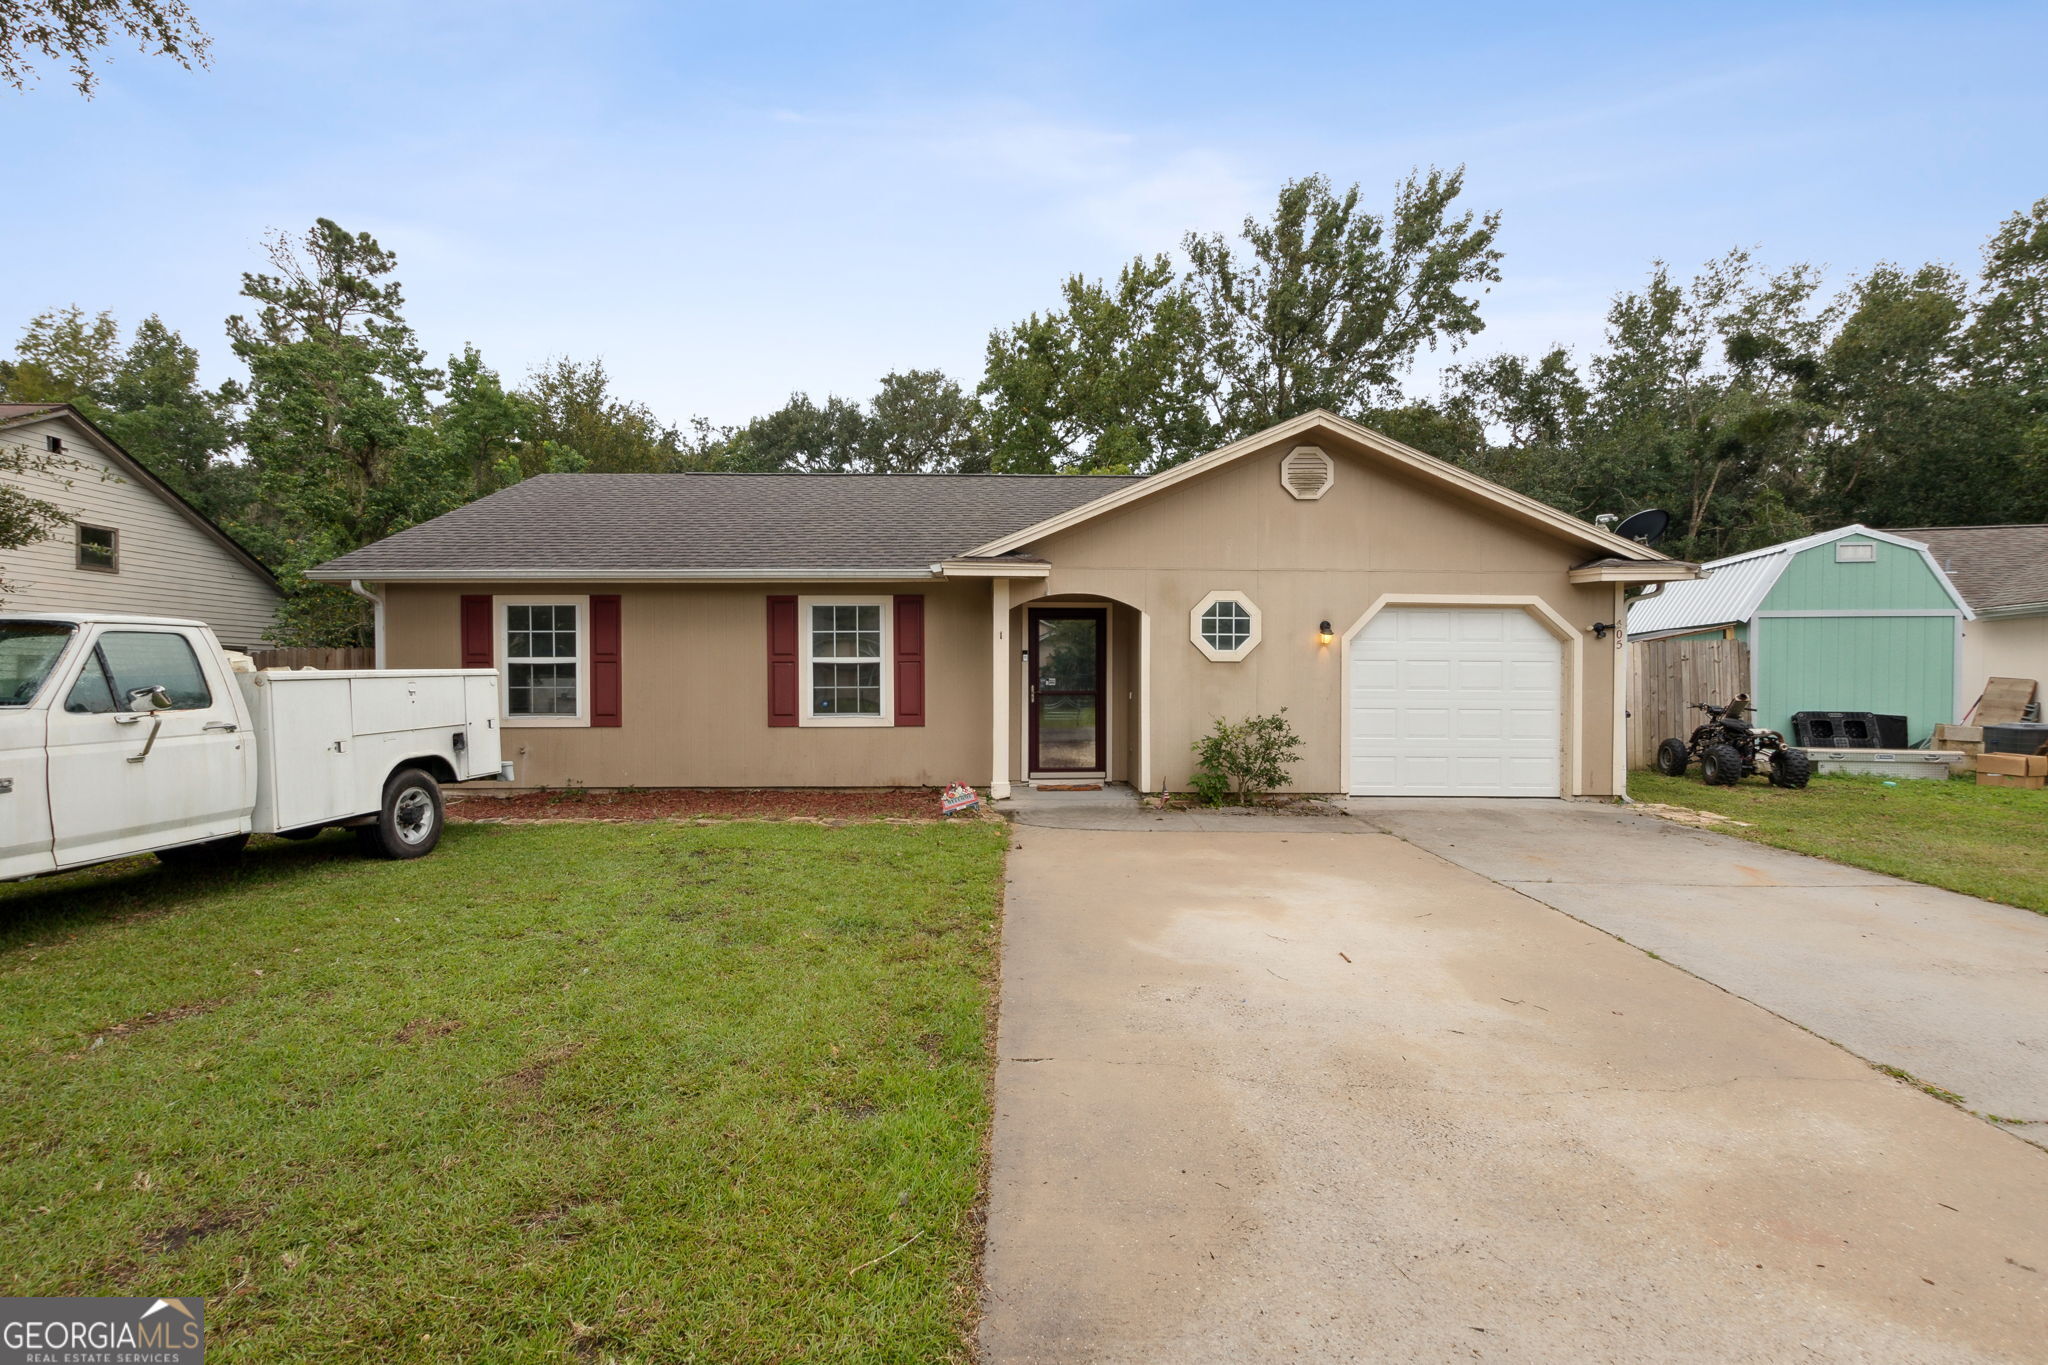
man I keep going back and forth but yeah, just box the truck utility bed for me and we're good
[239,668,505,833]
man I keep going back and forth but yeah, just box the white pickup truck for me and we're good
[0,613,509,881]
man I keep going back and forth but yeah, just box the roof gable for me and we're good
[965,410,1668,563]
[0,403,278,589]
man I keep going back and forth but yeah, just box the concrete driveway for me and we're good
[1349,799,2048,1149]
[980,813,2048,1363]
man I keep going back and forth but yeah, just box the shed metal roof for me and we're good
[1626,524,1971,636]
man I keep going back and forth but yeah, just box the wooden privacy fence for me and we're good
[246,646,375,671]
[1627,636,1752,769]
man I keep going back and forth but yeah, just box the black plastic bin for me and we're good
[1873,714,1909,748]
[1792,711,1880,748]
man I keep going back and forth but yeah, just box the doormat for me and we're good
[1035,783,1104,792]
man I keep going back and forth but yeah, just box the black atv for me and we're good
[1655,693,1812,788]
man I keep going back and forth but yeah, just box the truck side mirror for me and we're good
[126,684,174,711]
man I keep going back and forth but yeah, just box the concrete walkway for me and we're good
[1348,799,2048,1148]
[980,822,2048,1363]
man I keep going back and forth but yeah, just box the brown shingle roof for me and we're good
[310,472,1147,578]
[1889,525,2048,613]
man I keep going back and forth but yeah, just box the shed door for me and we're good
[1348,608,1563,797]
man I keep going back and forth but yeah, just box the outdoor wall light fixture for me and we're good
[1317,620,1334,644]
[1590,621,1616,639]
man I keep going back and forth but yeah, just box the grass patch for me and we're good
[0,820,1006,1362]
[1628,771,2048,914]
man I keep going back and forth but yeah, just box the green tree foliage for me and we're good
[3,305,243,517]
[227,219,461,645]
[0,0,210,95]
[981,169,1499,470]
[981,255,1214,472]
[1451,209,2048,560]
[707,370,988,473]
[1186,169,1502,433]
[516,356,685,474]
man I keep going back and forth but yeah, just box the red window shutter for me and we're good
[460,595,493,668]
[767,595,799,727]
[591,594,622,727]
[894,594,925,727]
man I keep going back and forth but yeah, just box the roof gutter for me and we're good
[347,580,386,668]
[303,566,948,584]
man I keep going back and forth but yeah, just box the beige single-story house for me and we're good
[309,412,1696,798]
[1887,525,2048,717]
[0,403,280,647]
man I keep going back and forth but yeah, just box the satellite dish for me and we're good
[1614,508,1671,546]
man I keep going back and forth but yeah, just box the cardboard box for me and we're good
[1976,752,2048,778]
[1977,772,2046,790]
[1934,723,1984,745]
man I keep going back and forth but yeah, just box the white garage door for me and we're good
[1348,608,1563,797]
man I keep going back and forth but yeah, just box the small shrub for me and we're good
[1188,770,1233,808]
[1190,709,1304,803]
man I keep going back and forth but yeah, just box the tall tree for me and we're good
[867,369,987,473]
[0,0,210,95]
[4,306,242,517]
[227,219,456,645]
[517,357,684,474]
[1184,169,1503,435]
[981,255,1215,472]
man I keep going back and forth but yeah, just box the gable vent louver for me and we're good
[1280,445,1335,501]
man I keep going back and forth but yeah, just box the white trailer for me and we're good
[0,613,509,881]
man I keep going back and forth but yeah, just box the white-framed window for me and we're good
[798,595,892,726]
[1190,591,1262,662]
[499,596,589,727]
[76,523,118,573]
[1835,541,1877,563]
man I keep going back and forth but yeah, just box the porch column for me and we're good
[990,578,1011,800]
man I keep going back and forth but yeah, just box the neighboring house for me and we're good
[1627,525,1973,745]
[1886,525,2048,716]
[309,411,1695,797]
[0,403,280,649]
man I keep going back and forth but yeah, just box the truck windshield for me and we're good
[0,623,77,706]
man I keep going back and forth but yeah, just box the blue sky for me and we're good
[9,0,2045,426]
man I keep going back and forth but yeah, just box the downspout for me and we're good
[348,580,386,669]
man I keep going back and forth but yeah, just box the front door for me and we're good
[1029,609,1105,774]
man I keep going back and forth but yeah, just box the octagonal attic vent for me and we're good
[1280,445,1334,500]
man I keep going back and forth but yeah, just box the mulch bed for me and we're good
[447,788,956,823]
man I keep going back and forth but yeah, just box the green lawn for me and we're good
[1628,771,2048,914]
[0,819,1006,1362]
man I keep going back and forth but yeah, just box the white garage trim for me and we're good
[1338,595,1583,798]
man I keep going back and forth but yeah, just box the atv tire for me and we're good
[1769,749,1813,789]
[1654,738,1690,776]
[1700,743,1746,786]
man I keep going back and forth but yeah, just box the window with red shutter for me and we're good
[767,595,798,726]
[591,594,622,727]
[460,595,493,668]
[893,594,925,727]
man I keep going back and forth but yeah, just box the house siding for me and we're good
[2,416,280,646]
[1760,537,1956,612]
[372,426,1631,795]
[1009,430,1622,795]
[1959,614,2048,718]
[382,579,993,789]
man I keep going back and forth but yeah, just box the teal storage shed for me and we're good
[1627,526,1973,745]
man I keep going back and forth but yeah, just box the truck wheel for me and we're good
[156,833,251,867]
[1770,750,1813,789]
[1700,743,1745,786]
[1654,738,1690,776]
[356,768,444,860]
